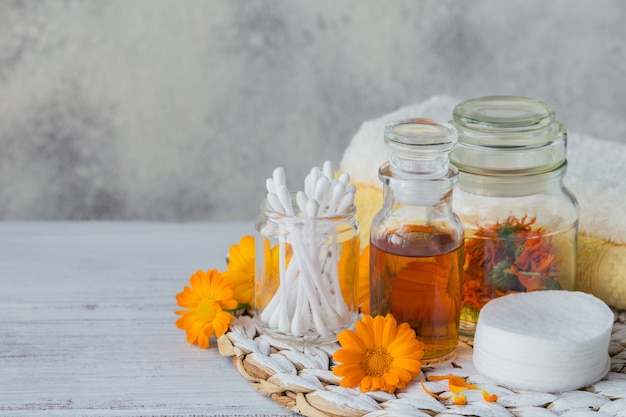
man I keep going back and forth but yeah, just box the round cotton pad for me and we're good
[473,291,613,392]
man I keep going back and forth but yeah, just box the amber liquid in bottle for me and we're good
[370,224,462,364]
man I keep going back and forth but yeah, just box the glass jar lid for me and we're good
[384,118,457,177]
[381,118,458,206]
[450,96,566,175]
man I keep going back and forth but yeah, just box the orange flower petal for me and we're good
[392,358,422,374]
[176,288,200,308]
[372,315,388,344]
[189,273,203,295]
[337,329,368,354]
[334,349,364,365]
[449,381,467,394]
[365,375,389,393]
[383,372,400,387]
[186,318,206,341]
[175,312,198,330]
[427,374,478,390]
[425,374,499,405]
[337,369,366,388]
[381,314,398,346]
[421,382,446,400]
[219,298,239,310]
[482,389,498,402]
[452,392,467,405]
[196,323,212,349]
[389,366,413,383]
[355,316,376,346]
[212,310,233,337]
[333,362,366,379]
[359,375,374,392]
[388,340,423,358]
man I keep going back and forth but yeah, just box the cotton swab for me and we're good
[323,160,333,180]
[296,191,308,216]
[267,193,285,214]
[313,176,330,202]
[335,191,355,216]
[276,185,294,216]
[273,167,286,188]
[305,166,321,198]
[325,183,345,217]
[337,172,350,186]
[266,178,276,194]
[305,198,319,219]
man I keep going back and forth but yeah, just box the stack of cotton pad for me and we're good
[473,291,613,392]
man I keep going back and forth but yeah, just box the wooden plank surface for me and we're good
[0,222,292,416]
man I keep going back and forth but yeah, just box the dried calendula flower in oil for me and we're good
[461,215,562,322]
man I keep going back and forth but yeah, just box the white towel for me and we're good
[340,95,626,309]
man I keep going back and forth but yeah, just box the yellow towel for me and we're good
[340,96,626,310]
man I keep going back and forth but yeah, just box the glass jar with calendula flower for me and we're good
[449,96,579,337]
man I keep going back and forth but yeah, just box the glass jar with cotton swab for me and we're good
[254,161,360,345]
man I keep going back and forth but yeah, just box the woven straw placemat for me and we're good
[218,311,626,417]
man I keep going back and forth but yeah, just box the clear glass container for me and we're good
[254,194,360,345]
[369,118,464,364]
[449,96,579,338]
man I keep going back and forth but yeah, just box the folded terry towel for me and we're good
[340,95,626,310]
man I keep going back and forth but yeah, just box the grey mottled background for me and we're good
[1,0,625,221]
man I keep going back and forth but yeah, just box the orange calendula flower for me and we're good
[332,314,423,394]
[175,269,238,349]
[221,236,255,307]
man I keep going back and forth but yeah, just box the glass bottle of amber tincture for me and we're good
[449,96,579,338]
[370,118,463,364]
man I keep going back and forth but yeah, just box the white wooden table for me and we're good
[0,222,293,416]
